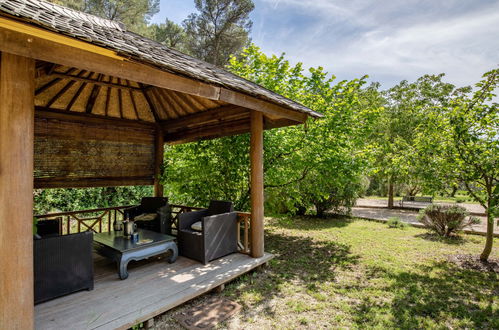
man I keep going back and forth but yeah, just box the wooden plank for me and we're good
[161,105,246,133]
[154,129,164,197]
[35,253,273,330]
[250,111,264,258]
[0,24,220,100]
[0,52,35,330]
[219,88,308,122]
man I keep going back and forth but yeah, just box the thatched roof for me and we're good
[0,0,322,119]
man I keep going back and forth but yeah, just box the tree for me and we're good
[444,69,498,260]
[372,74,457,207]
[151,19,187,51]
[48,0,159,34]
[183,0,254,66]
[162,45,378,216]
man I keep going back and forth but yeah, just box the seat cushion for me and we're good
[134,213,157,221]
[191,221,202,231]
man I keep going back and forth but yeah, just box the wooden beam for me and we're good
[250,110,264,258]
[35,107,156,129]
[161,105,246,133]
[0,52,35,329]
[219,88,308,123]
[0,22,220,100]
[34,176,154,189]
[49,71,143,91]
[154,129,165,197]
[166,118,250,144]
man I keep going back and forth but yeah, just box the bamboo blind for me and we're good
[34,116,156,188]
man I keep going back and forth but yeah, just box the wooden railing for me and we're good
[237,212,251,254]
[35,204,252,254]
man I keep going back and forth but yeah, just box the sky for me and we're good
[151,0,499,89]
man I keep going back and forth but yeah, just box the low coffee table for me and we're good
[93,229,178,280]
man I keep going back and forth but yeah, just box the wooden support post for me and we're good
[154,129,164,197]
[0,52,35,329]
[250,111,264,258]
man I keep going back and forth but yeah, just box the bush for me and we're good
[387,217,408,229]
[418,204,479,237]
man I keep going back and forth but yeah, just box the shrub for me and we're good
[387,217,408,229]
[418,204,480,237]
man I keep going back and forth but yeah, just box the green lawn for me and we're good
[155,217,498,329]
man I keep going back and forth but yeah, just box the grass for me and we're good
[155,217,498,329]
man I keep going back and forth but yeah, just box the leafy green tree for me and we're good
[372,74,457,207]
[163,45,378,216]
[151,19,187,51]
[48,0,159,34]
[419,69,498,261]
[183,0,254,66]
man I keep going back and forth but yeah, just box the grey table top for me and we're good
[93,229,175,253]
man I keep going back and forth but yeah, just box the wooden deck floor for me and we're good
[35,252,273,330]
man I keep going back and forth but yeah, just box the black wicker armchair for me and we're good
[178,200,238,264]
[34,231,94,304]
[124,197,172,234]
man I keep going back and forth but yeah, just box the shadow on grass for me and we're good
[225,228,359,309]
[415,232,468,245]
[271,214,354,232]
[352,261,499,328]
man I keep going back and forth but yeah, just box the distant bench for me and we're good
[399,196,433,207]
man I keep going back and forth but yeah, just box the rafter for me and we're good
[35,67,76,95]
[65,71,91,111]
[49,71,142,91]
[139,84,161,123]
[151,88,175,119]
[126,80,141,120]
[85,73,103,114]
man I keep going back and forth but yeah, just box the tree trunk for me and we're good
[450,185,458,198]
[480,209,495,261]
[388,179,394,209]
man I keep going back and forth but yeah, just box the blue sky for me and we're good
[151,0,499,89]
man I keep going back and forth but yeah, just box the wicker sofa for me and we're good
[178,200,238,264]
[34,231,94,304]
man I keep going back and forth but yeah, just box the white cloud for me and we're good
[255,0,499,87]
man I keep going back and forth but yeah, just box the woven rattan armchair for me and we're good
[178,200,238,264]
[124,197,172,234]
[34,231,94,304]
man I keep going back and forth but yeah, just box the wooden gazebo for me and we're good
[0,1,321,328]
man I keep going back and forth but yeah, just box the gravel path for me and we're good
[351,206,498,235]
[356,198,486,214]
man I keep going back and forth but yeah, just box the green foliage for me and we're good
[163,135,250,210]
[34,186,152,214]
[182,0,254,66]
[387,217,408,229]
[162,45,378,215]
[418,204,479,237]
[48,0,159,34]
[150,19,187,51]
[370,74,460,200]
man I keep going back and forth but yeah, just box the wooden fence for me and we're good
[35,204,251,254]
